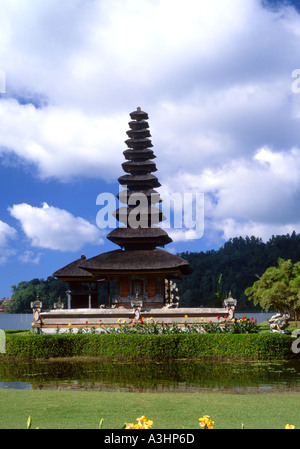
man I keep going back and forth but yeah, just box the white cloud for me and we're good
[0,0,300,245]
[161,145,300,241]
[212,218,299,242]
[9,202,104,251]
[0,220,16,246]
[18,250,42,265]
[0,0,299,179]
[168,228,201,242]
[0,220,17,263]
[0,100,126,181]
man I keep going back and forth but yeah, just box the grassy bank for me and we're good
[0,389,299,429]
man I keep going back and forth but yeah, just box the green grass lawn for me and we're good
[0,389,299,429]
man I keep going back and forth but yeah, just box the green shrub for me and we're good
[4,332,295,360]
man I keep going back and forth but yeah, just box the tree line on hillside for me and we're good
[8,277,68,313]
[5,232,300,314]
[176,232,300,311]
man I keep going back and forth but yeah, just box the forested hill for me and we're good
[176,232,300,311]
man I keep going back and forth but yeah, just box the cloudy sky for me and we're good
[1,0,300,297]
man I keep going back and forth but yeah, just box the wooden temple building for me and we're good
[32,108,235,332]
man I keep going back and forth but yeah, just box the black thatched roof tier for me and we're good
[123,148,156,161]
[107,227,172,250]
[113,206,165,226]
[128,120,149,130]
[53,254,92,280]
[117,189,162,204]
[126,128,151,139]
[118,173,161,188]
[79,248,191,276]
[125,138,153,149]
[129,108,149,121]
[125,138,153,150]
[122,160,157,174]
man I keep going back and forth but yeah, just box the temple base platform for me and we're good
[32,306,235,334]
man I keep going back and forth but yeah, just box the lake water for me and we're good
[0,359,299,393]
[235,312,274,322]
[0,311,274,331]
[0,313,32,330]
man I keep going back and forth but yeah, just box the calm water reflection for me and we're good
[0,359,299,393]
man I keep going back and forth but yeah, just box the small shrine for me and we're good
[32,108,235,332]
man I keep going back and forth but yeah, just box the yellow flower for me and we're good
[143,420,153,429]
[199,415,214,429]
[125,416,153,429]
[200,317,204,321]
[185,315,188,318]
[125,422,144,429]
[118,318,121,322]
[31,322,35,327]
[285,424,295,429]
[123,320,126,323]
[27,416,32,429]
[68,323,72,327]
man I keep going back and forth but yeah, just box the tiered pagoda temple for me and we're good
[32,108,235,332]
[52,108,191,310]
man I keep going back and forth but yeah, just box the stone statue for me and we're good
[54,296,64,309]
[31,295,43,323]
[269,312,291,334]
[163,302,179,309]
[134,307,141,321]
[131,291,143,309]
[223,291,237,319]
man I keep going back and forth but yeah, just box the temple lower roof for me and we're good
[52,254,92,280]
[79,248,191,277]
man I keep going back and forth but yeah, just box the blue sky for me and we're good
[1,0,300,298]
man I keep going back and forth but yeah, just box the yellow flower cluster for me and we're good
[125,415,153,429]
[28,415,296,430]
[199,415,214,429]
